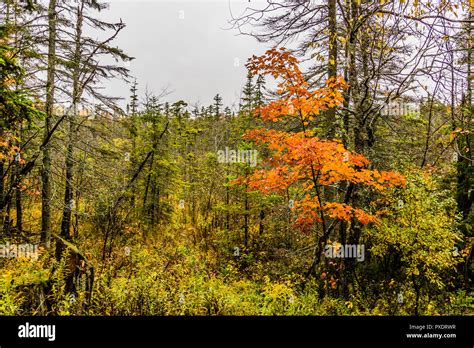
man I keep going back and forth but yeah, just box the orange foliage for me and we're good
[0,133,20,161]
[233,48,405,232]
[247,48,346,124]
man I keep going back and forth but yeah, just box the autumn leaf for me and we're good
[235,48,405,232]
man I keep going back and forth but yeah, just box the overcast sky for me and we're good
[100,0,269,110]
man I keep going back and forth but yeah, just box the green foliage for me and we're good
[369,169,461,288]
[0,25,42,133]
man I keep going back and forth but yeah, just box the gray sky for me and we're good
[101,0,269,110]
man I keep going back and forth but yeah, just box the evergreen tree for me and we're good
[213,93,223,119]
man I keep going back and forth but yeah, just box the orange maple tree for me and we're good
[234,48,406,234]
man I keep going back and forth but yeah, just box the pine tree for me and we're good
[58,0,131,258]
[240,71,254,114]
[213,93,223,119]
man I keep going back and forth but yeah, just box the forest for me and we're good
[0,0,472,316]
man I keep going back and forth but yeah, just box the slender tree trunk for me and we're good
[59,2,84,259]
[58,110,75,254]
[151,173,157,227]
[421,93,436,168]
[15,162,22,233]
[4,166,14,233]
[244,193,249,248]
[0,160,4,234]
[41,0,57,250]
[326,0,338,138]
[225,171,230,231]
[143,157,152,219]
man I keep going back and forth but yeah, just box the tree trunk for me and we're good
[325,0,338,139]
[59,1,84,260]
[15,163,22,233]
[41,0,57,250]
